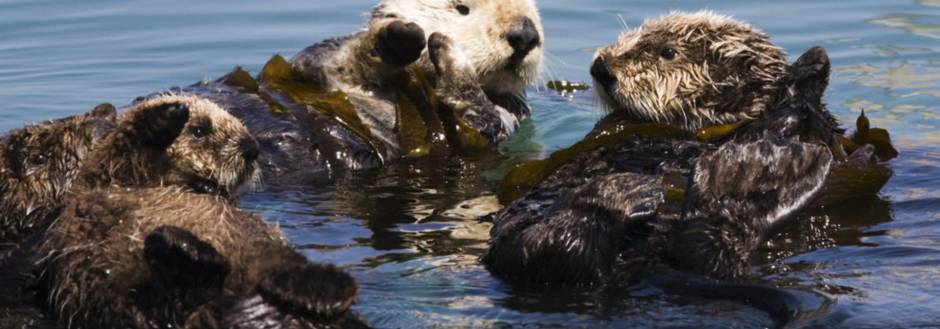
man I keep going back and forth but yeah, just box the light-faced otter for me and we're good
[38,187,367,329]
[173,0,543,183]
[292,0,543,132]
[484,13,845,324]
[0,104,116,248]
[590,11,788,132]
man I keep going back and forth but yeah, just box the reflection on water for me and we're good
[2,0,940,328]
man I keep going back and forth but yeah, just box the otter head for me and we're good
[372,0,544,97]
[81,95,260,197]
[0,104,115,237]
[591,11,787,131]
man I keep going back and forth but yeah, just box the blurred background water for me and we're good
[2,0,940,328]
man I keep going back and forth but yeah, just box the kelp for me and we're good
[821,161,893,204]
[395,66,451,159]
[847,111,899,161]
[546,80,590,96]
[499,112,900,205]
[498,120,692,202]
[256,55,386,157]
[396,65,490,155]
[219,66,259,94]
[695,119,752,142]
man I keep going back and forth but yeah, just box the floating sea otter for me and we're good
[485,12,895,325]
[0,95,363,328]
[170,0,544,183]
[38,187,367,329]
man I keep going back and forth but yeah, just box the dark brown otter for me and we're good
[38,187,367,329]
[0,104,116,248]
[76,94,260,197]
[484,46,838,326]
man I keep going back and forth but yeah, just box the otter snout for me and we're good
[590,57,616,92]
[507,16,540,62]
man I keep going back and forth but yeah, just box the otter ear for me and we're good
[257,262,358,317]
[88,103,117,119]
[129,101,191,150]
[143,226,230,299]
[789,46,831,100]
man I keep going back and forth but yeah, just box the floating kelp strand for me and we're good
[498,122,691,203]
[695,119,752,142]
[396,66,449,158]
[218,66,259,94]
[257,54,387,160]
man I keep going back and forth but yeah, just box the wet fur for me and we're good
[593,11,788,131]
[38,187,366,329]
[289,0,543,151]
[77,95,260,197]
[485,46,840,324]
[0,104,116,247]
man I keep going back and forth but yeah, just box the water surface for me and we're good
[2,1,940,328]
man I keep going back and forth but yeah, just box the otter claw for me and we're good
[375,21,426,67]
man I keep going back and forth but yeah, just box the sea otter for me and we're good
[484,12,848,324]
[1,94,261,248]
[0,94,275,328]
[38,187,367,329]
[172,0,543,183]
[590,11,789,132]
[0,104,116,249]
[76,94,260,197]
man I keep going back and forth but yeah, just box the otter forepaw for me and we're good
[257,263,358,317]
[428,32,473,79]
[143,226,231,291]
[375,20,426,67]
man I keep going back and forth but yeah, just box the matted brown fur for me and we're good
[39,187,363,329]
[78,95,260,197]
[593,11,787,131]
[0,104,115,244]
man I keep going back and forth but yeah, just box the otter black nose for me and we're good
[507,17,540,58]
[239,137,259,162]
[591,58,616,91]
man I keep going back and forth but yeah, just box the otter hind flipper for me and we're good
[257,263,359,318]
[671,137,833,279]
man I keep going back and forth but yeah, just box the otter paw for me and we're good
[257,263,358,318]
[143,226,231,291]
[428,32,459,77]
[375,21,426,67]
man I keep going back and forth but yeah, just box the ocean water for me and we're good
[2,0,940,328]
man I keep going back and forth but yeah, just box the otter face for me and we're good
[155,96,262,195]
[591,11,787,131]
[373,0,544,95]
[87,95,260,197]
[0,104,115,237]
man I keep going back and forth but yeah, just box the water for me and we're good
[2,0,940,328]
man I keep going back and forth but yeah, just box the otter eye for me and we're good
[192,126,211,139]
[456,4,470,15]
[30,154,47,166]
[660,47,678,61]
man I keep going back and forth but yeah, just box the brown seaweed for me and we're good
[257,55,387,157]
